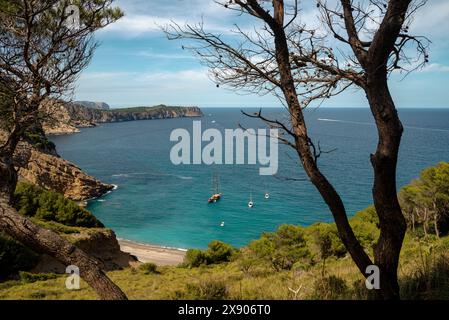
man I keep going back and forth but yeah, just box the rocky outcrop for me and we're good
[74,101,110,110]
[13,140,114,201]
[32,229,138,274]
[64,104,203,123]
[43,101,203,135]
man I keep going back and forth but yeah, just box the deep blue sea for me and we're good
[49,108,449,249]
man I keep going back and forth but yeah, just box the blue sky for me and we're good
[73,0,449,108]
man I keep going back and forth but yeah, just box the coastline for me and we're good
[118,239,186,266]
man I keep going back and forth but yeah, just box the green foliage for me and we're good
[183,241,235,268]
[248,225,311,271]
[184,249,209,268]
[399,162,449,236]
[139,263,158,275]
[350,206,380,249]
[13,182,103,228]
[206,240,235,264]
[19,271,57,284]
[0,234,39,280]
[185,279,228,300]
[24,132,56,151]
[307,223,347,260]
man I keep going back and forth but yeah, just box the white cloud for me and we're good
[419,63,449,73]
[136,50,195,60]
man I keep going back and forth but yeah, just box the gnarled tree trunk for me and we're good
[0,200,127,300]
[366,72,407,299]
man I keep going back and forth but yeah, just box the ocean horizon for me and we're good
[49,107,449,249]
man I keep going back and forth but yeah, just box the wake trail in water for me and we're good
[317,118,449,133]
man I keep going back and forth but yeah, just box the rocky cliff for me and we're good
[74,101,110,110]
[43,101,203,135]
[32,228,138,274]
[14,141,114,201]
[0,130,114,201]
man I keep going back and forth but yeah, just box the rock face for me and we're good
[74,101,110,110]
[43,101,203,135]
[32,229,138,274]
[13,140,114,201]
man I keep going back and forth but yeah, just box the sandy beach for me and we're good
[118,239,186,266]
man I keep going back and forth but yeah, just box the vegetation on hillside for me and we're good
[0,183,106,280]
[13,183,103,228]
[1,163,449,300]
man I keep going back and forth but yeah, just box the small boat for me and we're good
[264,182,270,199]
[248,192,254,208]
[208,174,222,203]
[211,120,216,124]
[220,221,225,227]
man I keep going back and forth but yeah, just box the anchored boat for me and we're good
[208,174,222,203]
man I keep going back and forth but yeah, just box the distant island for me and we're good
[43,101,203,135]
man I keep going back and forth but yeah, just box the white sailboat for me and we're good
[248,192,254,208]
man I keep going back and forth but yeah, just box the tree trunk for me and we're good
[0,200,128,300]
[366,72,407,300]
[269,21,373,281]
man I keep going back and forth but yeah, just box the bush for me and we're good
[248,225,311,271]
[185,279,228,300]
[139,263,158,274]
[0,234,39,280]
[183,241,235,268]
[19,272,58,283]
[206,240,235,264]
[184,249,208,268]
[308,223,347,261]
[13,183,103,228]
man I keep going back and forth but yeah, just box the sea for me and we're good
[49,108,449,249]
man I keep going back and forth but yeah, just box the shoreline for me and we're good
[118,239,187,266]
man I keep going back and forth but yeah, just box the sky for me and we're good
[73,0,449,108]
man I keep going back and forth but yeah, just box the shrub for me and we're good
[206,240,235,264]
[0,234,39,280]
[247,225,311,271]
[185,279,228,300]
[184,249,208,268]
[13,183,103,228]
[19,272,58,283]
[139,263,158,274]
[308,223,347,262]
[183,241,235,268]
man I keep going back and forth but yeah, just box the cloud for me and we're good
[100,0,242,37]
[409,0,449,40]
[419,63,449,73]
[135,50,195,60]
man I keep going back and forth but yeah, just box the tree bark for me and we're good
[0,200,128,300]
[366,72,407,300]
[265,10,374,281]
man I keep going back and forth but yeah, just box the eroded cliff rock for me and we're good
[32,229,138,274]
[14,141,114,201]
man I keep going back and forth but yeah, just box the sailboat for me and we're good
[208,174,222,203]
[248,192,254,208]
[264,183,270,199]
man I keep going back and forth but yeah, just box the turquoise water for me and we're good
[50,108,449,249]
